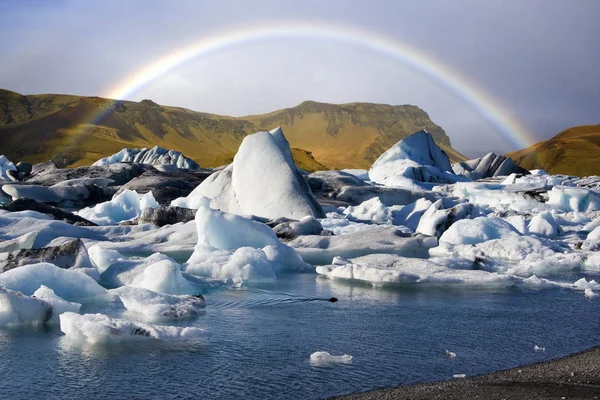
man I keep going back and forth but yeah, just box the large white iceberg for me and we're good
[59,312,207,342]
[172,128,324,220]
[368,130,468,189]
[93,146,201,170]
[76,189,159,225]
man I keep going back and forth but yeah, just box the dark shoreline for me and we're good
[332,346,600,399]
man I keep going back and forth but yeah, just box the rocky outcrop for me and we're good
[1,198,97,226]
[139,206,197,227]
[0,239,92,273]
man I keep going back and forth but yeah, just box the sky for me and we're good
[0,0,598,157]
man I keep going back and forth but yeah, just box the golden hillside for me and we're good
[507,125,600,176]
[0,89,465,171]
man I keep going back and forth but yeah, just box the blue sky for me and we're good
[1,0,598,156]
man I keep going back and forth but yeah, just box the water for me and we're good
[1,273,599,399]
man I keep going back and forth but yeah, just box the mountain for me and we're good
[0,89,465,171]
[507,125,600,176]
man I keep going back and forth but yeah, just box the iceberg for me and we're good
[111,286,205,318]
[59,312,207,342]
[316,254,514,288]
[172,128,324,220]
[32,285,81,322]
[439,217,521,246]
[0,285,51,326]
[0,263,106,301]
[185,202,310,284]
[76,189,159,225]
[368,130,468,188]
[93,146,201,170]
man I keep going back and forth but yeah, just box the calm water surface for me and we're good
[1,273,599,399]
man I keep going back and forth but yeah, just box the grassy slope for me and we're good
[0,89,465,172]
[507,125,600,176]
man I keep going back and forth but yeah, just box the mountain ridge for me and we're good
[506,125,600,177]
[0,89,465,171]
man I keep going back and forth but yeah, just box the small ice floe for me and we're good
[309,351,353,366]
[534,345,545,352]
[453,374,466,379]
[444,349,457,358]
[59,312,207,343]
[584,288,598,298]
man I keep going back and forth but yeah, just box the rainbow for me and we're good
[88,21,534,149]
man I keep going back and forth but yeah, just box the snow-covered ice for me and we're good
[76,189,159,225]
[93,146,201,170]
[59,312,207,342]
[111,286,205,318]
[32,285,81,322]
[0,285,51,326]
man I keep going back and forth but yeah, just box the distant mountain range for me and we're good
[507,125,600,176]
[0,89,464,171]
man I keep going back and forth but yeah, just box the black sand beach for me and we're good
[334,347,600,399]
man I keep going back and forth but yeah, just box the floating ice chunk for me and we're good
[0,286,51,326]
[129,259,204,295]
[185,246,277,285]
[32,285,81,322]
[439,217,520,246]
[76,189,160,226]
[474,236,558,262]
[0,263,106,301]
[547,186,600,212]
[504,215,527,234]
[0,155,17,182]
[453,374,466,379]
[530,170,548,176]
[527,211,561,238]
[584,288,598,298]
[534,345,545,352]
[186,203,310,277]
[316,254,514,288]
[572,278,600,291]
[343,197,391,224]
[309,351,353,365]
[111,286,205,318]
[445,349,457,358]
[59,312,207,343]
[508,253,583,277]
[100,252,178,288]
[290,226,436,265]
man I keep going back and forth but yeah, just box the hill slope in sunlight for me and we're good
[507,125,600,177]
[0,89,465,171]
